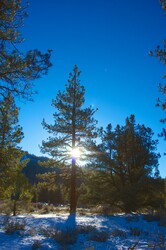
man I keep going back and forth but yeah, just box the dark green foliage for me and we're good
[0,95,24,194]
[0,94,24,148]
[41,66,97,162]
[22,154,64,204]
[0,95,32,215]
[143,177,165,209]
[37,171,64,205]
[22,154,49,184]
[89,115,161,212]
[0,0,52,213]
[0,0,52,100]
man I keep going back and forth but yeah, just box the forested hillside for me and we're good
[22,154,49,184]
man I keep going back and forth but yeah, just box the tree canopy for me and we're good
[0,0,52,100]
[89,115,160,212]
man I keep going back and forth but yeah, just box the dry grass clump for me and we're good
[111,228,126,237]
[89,230,110,242]
[41,226,77,245]
[4,219,25,234]
[148,232,166,249]
[130,227,141,236]
[76,224,96,234]
[32,240,42,249]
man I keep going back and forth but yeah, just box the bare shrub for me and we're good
[111,228,126,237]
[32,240,42,249]
[128,241,139,249]
[4,219,25,234]
[76,224,96,234]
[40,204,50,214]
[89,205,115,215]
[89,230,110,242]
[52,228,77,245]
[130,227,141,236]
[148,232,166,249]
[41,226,77,245]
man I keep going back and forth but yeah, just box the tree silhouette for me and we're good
[91,115,160,212]
[0,0,52,100]
[41,66,97,214]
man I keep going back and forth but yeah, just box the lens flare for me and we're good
[70,148,80,158]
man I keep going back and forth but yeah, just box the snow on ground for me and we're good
[0,213,165,249]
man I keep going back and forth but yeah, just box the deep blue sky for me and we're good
[19,0,166,177]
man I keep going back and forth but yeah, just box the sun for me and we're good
[70,147,81,159]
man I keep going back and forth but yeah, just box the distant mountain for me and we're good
[22,153,49,184]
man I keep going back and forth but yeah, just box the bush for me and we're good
[0,201,13,215]
[40,204,50,214]
[128,241,139,249]
[89,205,113,215]
[41,226,77,245]
[130,227,141,236]
[52,228,77,245]
[111,228,126,237]
[4,219,25,234]
[148,232,166,249]
[76,224,96,234]
[89,230,110,242]
[143,213,160,222]
[32,240,42,249]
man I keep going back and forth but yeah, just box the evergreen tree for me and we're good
[41,66,97,214]
[149,0,166,140]
[0,0,52,100]
[92,115,160,212]
[6,158,32,216]
[0,94,25,196]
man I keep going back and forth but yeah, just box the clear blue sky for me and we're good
[19,0,166,177]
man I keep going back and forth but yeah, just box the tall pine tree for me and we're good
[41,66,97,214]
[0,94,24,195]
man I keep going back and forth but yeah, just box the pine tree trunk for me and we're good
[70,158,77,214]
[70,71,77,215]
[13,200,16,216]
